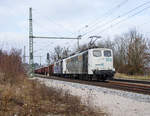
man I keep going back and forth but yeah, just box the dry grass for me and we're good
[115,73,150,80]
[0,49,106,116]
[0,77,105,116]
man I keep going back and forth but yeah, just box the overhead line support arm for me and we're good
[33,36,80,40]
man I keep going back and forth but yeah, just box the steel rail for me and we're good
[35,74,150,95]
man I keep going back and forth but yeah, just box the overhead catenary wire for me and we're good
[93,5,150,37]
[78,0,129,32]
[81,0,150,37]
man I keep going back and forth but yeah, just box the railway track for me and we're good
[113,78,150,85]
[35,74,150,95]
[106,80,150,95]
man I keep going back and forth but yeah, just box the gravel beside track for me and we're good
[35,74,150,95]
[33,77,150,116]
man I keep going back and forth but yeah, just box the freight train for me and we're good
[35,48,115,81]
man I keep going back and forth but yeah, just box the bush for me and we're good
[0,49,105,116]
[0,49,24,84]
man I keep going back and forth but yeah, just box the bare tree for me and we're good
[62,47,71,58]
[113,29,150,75]
[113,35,129,71]
[54,46,63,60]
[126,30,150,75]
[49,46,71,62]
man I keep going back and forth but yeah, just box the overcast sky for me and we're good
[0,0,150,64]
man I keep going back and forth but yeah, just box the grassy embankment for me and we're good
[0,49,106,116]
[115,73,150,81]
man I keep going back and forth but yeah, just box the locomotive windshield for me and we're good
[104,50,111,57]
[93,50,101,57]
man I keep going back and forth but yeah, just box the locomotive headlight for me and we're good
[112,68,115,71]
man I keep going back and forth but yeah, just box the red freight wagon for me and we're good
[49,64,54,76]
[44,66,48,75]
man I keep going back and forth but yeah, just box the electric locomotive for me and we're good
[54,48,115,81]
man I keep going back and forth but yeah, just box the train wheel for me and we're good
[97,76,100,82]
[88,76,92,81]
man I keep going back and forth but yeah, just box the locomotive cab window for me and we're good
[104,50,111,57]
[93,50,101,57]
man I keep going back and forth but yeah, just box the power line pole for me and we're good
[23,46,26,63]
[40,55,42,66]
[29,8,34,77]
[28,8,81,77]
[77,35,82,50]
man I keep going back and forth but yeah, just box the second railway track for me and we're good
[35,74,150,95]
